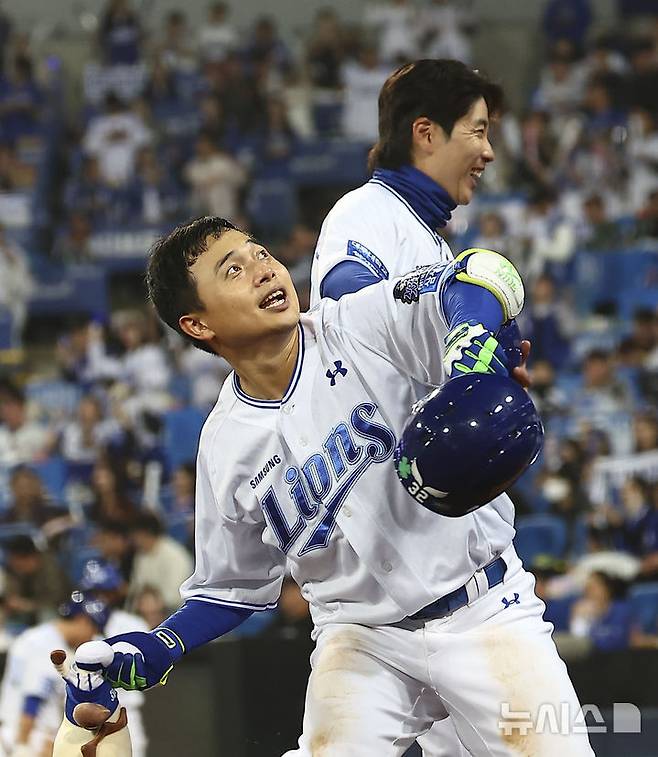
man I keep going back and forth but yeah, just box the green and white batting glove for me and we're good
[443,320,509,378]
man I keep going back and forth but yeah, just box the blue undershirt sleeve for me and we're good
[320,260,383,300]
[159,600,254,657]
[442,279,505,332]
[23,695,43,717]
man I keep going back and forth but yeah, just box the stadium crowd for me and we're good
[0,0,657,665]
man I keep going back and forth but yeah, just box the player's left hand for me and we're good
[495,319,532,389]
[511,339,532,389]
[443,321,509,378]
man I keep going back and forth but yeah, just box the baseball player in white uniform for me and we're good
[0,592,109,757]
[310,59,502,756]
[84,218,593,756]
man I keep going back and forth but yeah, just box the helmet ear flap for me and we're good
[394,374,543,517]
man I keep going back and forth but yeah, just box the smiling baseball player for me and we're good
[79,217,594,756]
[311,62,512,755]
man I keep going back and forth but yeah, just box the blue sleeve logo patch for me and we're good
[346,240,389,281]
[393,264,444,304]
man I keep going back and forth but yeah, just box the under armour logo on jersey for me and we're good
[501,593,520,609]
[326,361,347,386]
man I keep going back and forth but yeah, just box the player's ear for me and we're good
[179,314,215,344]
[412,117,448,157]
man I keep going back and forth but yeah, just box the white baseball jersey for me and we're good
[182,272,515,628]
[0,622,66,751]
[310,178,454,306]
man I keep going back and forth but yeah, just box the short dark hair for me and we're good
[146,216,239,354]
[132,512,164,537]
[368,59,504,173]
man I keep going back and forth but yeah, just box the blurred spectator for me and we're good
[420,0,475,63]
[515,110,560,193]
[92,519,135,582]
[82,92,151,187]
[175,342,231,408]
[1,467,71,539]
[85,311,173,437]
[633,187,658,240]
[0,223,34,346]
[128,147,182,224]
[98,0,143,66]
[306,8,346,90]
[55,321,94,384]
[64,156,114,224]
[570,570,633,651]
[262,576,313,640]
[631,307,657,356]
[633,410,658,452]
[571,349,635,447]
[471,211,520,262]
[277,223,316,291]
[0,6,12,77]
[521,188,577,281]
[88,456,138,526]
[0,142,36,189]
[3,535,71,628]
[154,11,197,76]
[165,462,195,549]
[243,16,292,77]
[198,2,237,64]
[364,0,417,65]
[577,193,625,251]
[532,45,586,121]
[261,96,297,163]
[624,36,658,116]
[341,46,390,142]
[577,35,629,81]
[51,212,93,264]
[127,512,193,613]
[581,75,627,134]
[197,94,230,147]
[132,584,167,628]
[523,273,573,368]
[0,54,42,144]
[184,132,247,218]
[626,108,658,210]
[529,359,569,419]
[0,381,52,466]
[60,394,123,465]
[541,0,592,57]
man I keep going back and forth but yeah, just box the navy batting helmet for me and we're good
[58,591,110,632]
[394,374,543,517]
[80,559,123,592]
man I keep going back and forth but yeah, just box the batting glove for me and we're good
[443,320,509,378]
[104,629,185,691]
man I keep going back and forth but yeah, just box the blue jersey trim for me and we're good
[369,178,443,248]
[232,324,304,409]
[187,595,278,612]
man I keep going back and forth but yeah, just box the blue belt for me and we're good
[410,556,507,621]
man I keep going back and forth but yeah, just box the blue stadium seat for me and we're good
[629,583,658,633]
[29,457,68,503]
[543,594,578,632]
[162,407,208,470]
[246,178,298,237]
[514,515,568,565]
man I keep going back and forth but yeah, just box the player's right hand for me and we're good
[443,320,510,378]
[103,629,184,691]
